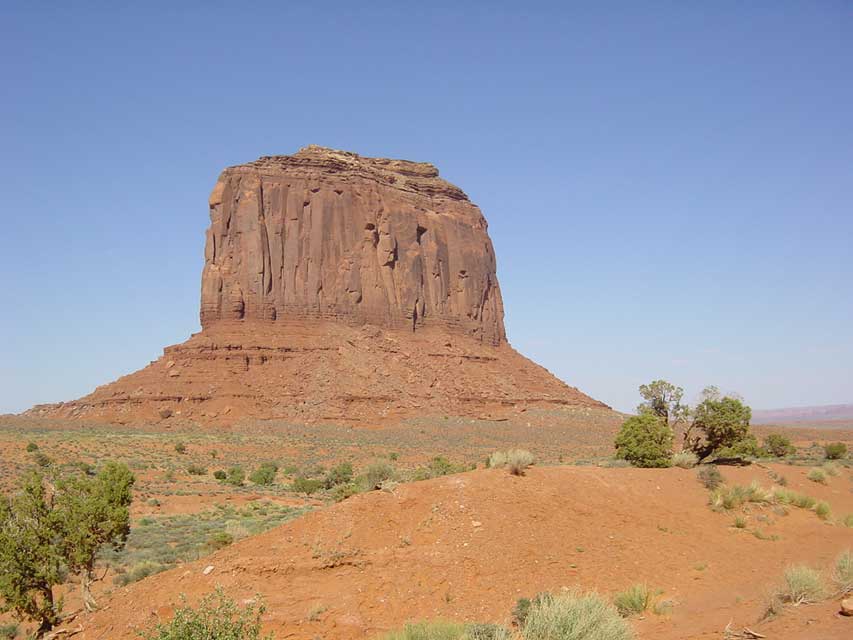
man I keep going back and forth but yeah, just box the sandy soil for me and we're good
[65,462,853,640]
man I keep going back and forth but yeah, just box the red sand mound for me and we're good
[72,463,853,639]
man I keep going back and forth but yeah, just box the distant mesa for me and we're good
[27,145,608,425]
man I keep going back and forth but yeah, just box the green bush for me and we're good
[324,462,354,489]
[207,531,234,551]
[138,588,272,639]
[763,434,795,457]
[226,466,245,486]
[522,589,633,640]
[0,623,18,639]
[824,442,847,460]
[213,470,227,481]
[187,464,208,476]
[174,442,187,454]
[715,433,763,459]
[359,462,395,490]
[329,482,360,502]
[291,476,323,495]
[688,394,753,461]
[249,464,277,486]
[697,465,723,489]
[614,414,672,468]
[25,442,38,453]
[613,584,651,617]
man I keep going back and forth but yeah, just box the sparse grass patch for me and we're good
[807,468,827,484]
[671,451,697,469]
[822,461,840,477]
[0,623,18,639]
[709,481,771,511]
[613,584,652,617]
[379,620,469,640]
[522,589,633,640]
[833,549,853,595]
[187,464,207,476]
[774,565,826,606]
[487,451,507,469]
[771,487,816,510]
[506,449,535,476]
[697,465,723,490]
[814,501,831,520]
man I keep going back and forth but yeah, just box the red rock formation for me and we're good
[200,146,505,345]
[27,147,608,425]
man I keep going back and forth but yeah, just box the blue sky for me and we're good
[1,2,851,414]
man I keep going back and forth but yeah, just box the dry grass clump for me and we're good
[697,465,723,490]
[822,461,840,477]
[844,514,853,528]
[806,467,827,484]
[775,565,826,605]
[771,487,817,510]
[814,501,831,521]
[380,621,510,640]
[522,590,633,640]
[489,450,535,476]
[671,451,698,469]
[709,481,772,511]
[612,584,652,617]
[832,549,853,595]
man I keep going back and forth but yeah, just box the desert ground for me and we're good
[1,411,851,639]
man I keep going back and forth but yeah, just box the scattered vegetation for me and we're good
[187,464,207,476]
[323,462,354,489]
[763,434,795,457]
[709,481,771,511]
[614,414,672,468]
[225,466,245,487]
[613,584,652,617]
[806,468,827,484]
[380,620,509,640]
[291,476,323,495]
[174,442,187,454]
[671,451,697,469]
[824,442,847,460]
[249,463,278,486]
[697,465,723,490]
[521,590,633,640]
[0,624,18,639]
[138,588,273,639]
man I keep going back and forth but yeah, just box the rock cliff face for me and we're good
[26,147,609,426]
[201,146,505,345]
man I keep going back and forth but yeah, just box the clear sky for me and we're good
[1,2,851,415]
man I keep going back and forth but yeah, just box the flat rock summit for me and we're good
[29,146,607,425]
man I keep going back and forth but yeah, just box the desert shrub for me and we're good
[822,462,840,477]
[114,560,166,586]
[380,621,468,640]
[226,466,245,486]
[614,414,672,468]
[806,468,827,484]
[329,482,360,502]
[774,565,825,605]
[31,451,52,468]
[814,501,831,520]
[733,515,747,529]
[715,433,763,459]
[428,456,467,478]
[249,464,277,486]
[844,514,853,528]
[174,442,187,454]
[359,462,395,490]
[522,589,633,640]
[291,476,323,495]
[25,442,38,453]
[207,531,234,551]
[0,623,18,639]
[613,584,651,617]
[138,588,272,639]
[213,470,227,481]
[697,465,723,490]
[687,394,753,461]
[832,549,853,594]
[464,623,510,640]
[487,451,508,468]
[671,451,698,469]
[824,442,847,460]
[512,593,550,627]
[187,464,207,476]
[506,449,535,476]
[323,462,354,489]
[709,481,771,511]
[763,434,795,457]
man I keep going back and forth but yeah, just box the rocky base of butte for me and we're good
[27,146,607,426]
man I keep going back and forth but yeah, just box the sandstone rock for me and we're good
[841,597,853,616]
[158,408,173,419]
[200,145,505,345]
[25,146,609,426]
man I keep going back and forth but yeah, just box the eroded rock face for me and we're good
[26,147,609,426]
[200,146,505,345]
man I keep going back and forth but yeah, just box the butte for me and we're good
[28,146,608,426]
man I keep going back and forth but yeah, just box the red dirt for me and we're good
[69,463,853,640]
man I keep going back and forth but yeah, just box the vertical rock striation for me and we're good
[200,146,506,345]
